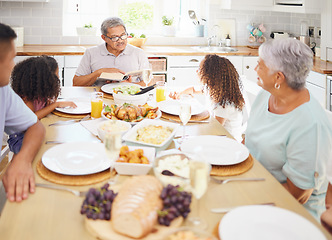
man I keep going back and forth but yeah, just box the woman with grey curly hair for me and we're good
[245,38,332,221]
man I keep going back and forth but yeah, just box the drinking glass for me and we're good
[186,156,211,229]
[142,64,153,87]
[155,81,166,102]
[178,94,192,144]
[90,92,103,119]
[104,131,122,184]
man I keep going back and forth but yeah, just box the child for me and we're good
[11,55,76,119]
[169,54,245,142]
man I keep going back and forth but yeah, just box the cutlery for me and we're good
[188,10,200,25]
[211,177,265,184]
[45,141,65,144]
[134,84,156,95]
[210,202,275,213]
[35,183,87,197]
[48,115,90,126]
[161,170,188,179]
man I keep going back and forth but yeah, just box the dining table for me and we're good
[0,86,331,240]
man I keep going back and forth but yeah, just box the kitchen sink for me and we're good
[191,46,238,53]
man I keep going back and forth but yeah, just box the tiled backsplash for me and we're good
[0,0,320,46]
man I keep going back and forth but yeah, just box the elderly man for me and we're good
[0,23,45,202]
[73,17,150,86]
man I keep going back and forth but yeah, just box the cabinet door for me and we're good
[167,68,201,90]
[225,0,273,10]
[306,71,327,109]
[321,0,332,61]
[243,57,259,83]
[307,82,326,108]
[63,68,76,87]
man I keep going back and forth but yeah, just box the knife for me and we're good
[210,202,276,213]
[48,115,90,126]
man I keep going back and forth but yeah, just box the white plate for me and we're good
[157,99,206,116]
[219,205,326,240]
[42,142,110,175]
[101,82,140,95]
[102,108,162,125]
[55,98,91,114]
[181,136,249,165]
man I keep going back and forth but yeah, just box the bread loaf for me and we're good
[111,175,163,238]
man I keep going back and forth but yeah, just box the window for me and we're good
[63,0,206,37]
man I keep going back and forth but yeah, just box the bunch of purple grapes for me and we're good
[158,184,192,226]
[80,183,117,220]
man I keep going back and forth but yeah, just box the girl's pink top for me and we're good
[33,99,47,112]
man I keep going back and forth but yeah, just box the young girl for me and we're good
[11,55,76,119]
[169,54,245,142]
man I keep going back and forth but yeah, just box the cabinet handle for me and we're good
[172,77,176,80]
[189,59,199,62]
[246,66,250,69]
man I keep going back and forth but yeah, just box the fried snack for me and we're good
[116,146,149,164]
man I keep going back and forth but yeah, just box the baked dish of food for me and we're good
[103,103,159,122]
[136,125,174,145]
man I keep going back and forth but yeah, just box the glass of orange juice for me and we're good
[91,92,103,119]
[156,81,166,102]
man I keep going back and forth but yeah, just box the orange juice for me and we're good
[156,87,166,102]
[91,99,103,118]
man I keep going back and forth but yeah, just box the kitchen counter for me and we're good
[16,45,332,74]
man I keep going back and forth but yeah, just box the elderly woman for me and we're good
[245,38,332,221]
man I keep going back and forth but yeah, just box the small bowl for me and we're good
[163,226,218,240]
[113,92,149,106]
[153,153,191,191]
[114,146,155,175]
[97,120,131,142]
[122,119,179,151]
[127,38,147,48]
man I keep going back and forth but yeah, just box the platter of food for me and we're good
[101,83,140,95]
[122,119,179,150]
[102,103,161,124]
[42,142,109,175]
[81,176,192,240]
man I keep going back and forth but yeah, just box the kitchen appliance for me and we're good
[270,31,289,39]
[274,0,303,6]
[299,21,310,46]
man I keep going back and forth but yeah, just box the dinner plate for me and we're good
[101,82,139,95]
[219,205,326,240]
[101,108,162,125]
[180,136,249,165]
[157,99,206,116]
[42,142,110,175]
[55,98,91,114]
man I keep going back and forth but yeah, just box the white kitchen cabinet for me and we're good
[219,0,273,10]
[273,0,321,14]
[63,55,83,86]
[321,0,332,62]
[306,71,327,108]
[243,57,258,83]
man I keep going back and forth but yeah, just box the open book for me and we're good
[96,69,151,83]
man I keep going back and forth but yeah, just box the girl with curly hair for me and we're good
[11,55,76,119]
[169,54,245,142]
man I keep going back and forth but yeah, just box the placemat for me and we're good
[210,154,254,177]
[52,110,90,119]
[99,90,114,100]
[213,221,221,240]
[161,110,210,123]
[36,159,116,186]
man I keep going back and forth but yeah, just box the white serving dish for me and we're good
[122,119,179,151]
[97,120,131,142]
[114,146,155,175]
[113,92,149,106]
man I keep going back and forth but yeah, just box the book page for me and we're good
[99,72,125,81]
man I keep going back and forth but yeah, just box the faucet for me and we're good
[207,35,216,47]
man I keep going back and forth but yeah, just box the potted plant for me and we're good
[76,23,97,36]
[162,16,176,37]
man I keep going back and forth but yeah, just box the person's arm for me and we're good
[2,121,45,202]
[169,87,203,99]
[73,68,125,86]
[326,183,332,205]
[25,100,77,120]
[282,178,314,204]
[215,116,227,126]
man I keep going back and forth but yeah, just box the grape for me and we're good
[80,183,117,220]
[158,184,192,226]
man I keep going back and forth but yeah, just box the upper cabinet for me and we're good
[219,0,321,13]
[321,0,332,62]
[0,0,49,2]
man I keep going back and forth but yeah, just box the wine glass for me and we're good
[142,64,153,87]
[104,131,122,184]
[178,94,192,144]
[186,154,211,229]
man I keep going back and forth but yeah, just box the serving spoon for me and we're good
[161,170,188,180]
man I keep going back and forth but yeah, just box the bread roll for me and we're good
[111,175,163,238]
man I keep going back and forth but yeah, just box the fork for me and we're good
[48,115,90,126]
[35,183,87,197]
[211,177,265,184]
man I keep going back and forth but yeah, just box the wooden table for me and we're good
[0,87,331,240]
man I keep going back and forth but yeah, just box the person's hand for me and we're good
[102,68,125,75]
[2,156,35,202]
[122,76,133,83]
[169,91,180,100]
[56,101,77,108]
[321,204,332,235]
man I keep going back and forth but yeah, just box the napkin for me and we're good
[80,118,105,136]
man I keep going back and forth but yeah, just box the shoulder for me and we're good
[85,44,105,56]
[125,44,146,56]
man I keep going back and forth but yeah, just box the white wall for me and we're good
[0,0,321,46]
